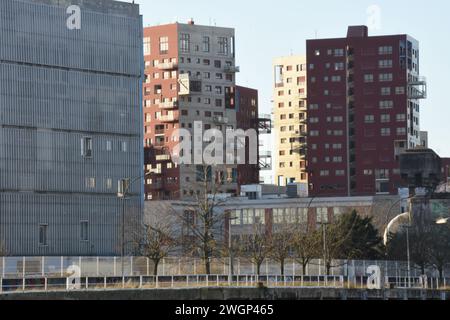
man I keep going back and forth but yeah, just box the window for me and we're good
[397,127,407,135]
[202,36,210,52]
[320,170,330,176]
[39,224,48,246]
[106,140,112,152]
[379,46,393,55]
[159,36,169,54]
[363,74,374,83]
[106,178,113,190]
[120,141,128,153]
[380,114,390,123]
[379,60,393,68]
[218,37,229,55]
[143,37,151,55]
[364,169,373,176]
[231,210,241,225]
[381,128,391,136]
[81,137,93,157]
[254,209,265,224]
[273,208,285,224]
[334,62,344,71]
[310,130,319,137]
[86,177,95,189]
[395,87,405,95]
[336,170,345,176]
[379,73,393,82]
[381,87,391,96]
[180,33,190,52]
[242,209,254,225]
[364,115,375,123]
[396,114,406,122]
[80,221,88,241]
[316,208,328,223]
[331,76,341,82]
[334,49,344,57]
[379,100,394,109]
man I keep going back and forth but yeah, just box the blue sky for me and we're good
[133,0,450,157]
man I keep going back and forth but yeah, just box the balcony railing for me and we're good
[157,62,178,70]
[224,65,240,73]
[156,154,171,161]
[408,76,427,100]
[159,115,177,122]
[159,101,178,109]
[213,116,229,124]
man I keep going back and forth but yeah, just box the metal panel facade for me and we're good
[0,0,143,256]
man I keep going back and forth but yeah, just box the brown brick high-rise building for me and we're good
[306,26,426,197]
[236,86,260,188]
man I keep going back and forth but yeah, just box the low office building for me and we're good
[144,190,401,243]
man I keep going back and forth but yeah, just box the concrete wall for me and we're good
[1,287,448,301]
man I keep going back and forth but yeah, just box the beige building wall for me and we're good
[273,55,308,186]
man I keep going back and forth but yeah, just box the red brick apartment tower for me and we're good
[306,26,426,197]
[236,86,260,187]
[143,21,243,200]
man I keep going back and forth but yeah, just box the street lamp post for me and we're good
[227,215,238,286]
[405,225,411,288]
[118,172,150,278]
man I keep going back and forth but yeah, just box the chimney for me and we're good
[188,18,195,25]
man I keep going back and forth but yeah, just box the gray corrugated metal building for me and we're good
[0,0,144,256]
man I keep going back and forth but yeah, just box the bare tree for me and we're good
[269,223,296,275]
[293,226,320,275]
[129,216,178,276]
[178,165,229,275]
[241,223,272,276]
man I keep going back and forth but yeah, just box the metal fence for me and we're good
[0,275,449,294]
[1,256,449,279]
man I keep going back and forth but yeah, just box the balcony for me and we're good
[213,116,229,124]
[156,154,171,161]
[224,65,240,73]
[159,101,178,109]
[408,76,427,100]
[154,129,165,136]
[298,93,307,100]
[159,115,177,123]
[157,62,178,70]
[154,140,165,147]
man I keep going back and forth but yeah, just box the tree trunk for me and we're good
[153,259,160,276]
[326,262,331,275]
[280,259,285,276]
[257,262,262,276]
[302,262,307,276]
[204,258,211,275]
